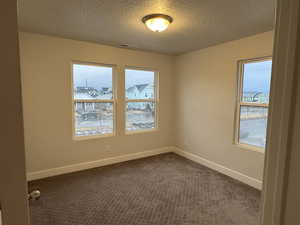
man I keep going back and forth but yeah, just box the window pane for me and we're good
[73,64,113,100]
[126,102,155,132]
[239,106,268,148]
[242,60,272,104]
[74,102,113,136]
[125,69,155,100]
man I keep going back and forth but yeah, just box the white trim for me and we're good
[124,66,158,73]
[125,128,159,135]
[261,0,300,225]
[72,133,115,141]
[71,62,117,140]
[124,68,159,133]
[125,99,155,102]
[27,147,172,181]
[234,56,272,152]
[74,99,115,103]
[236,143,265,154]
[172,147,262,190]
[27,146,263,190]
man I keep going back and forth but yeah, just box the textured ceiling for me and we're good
[18,0,275,55]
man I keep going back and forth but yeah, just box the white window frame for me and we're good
[234,56,272,152]
[71,61,117,140]
[124,67,159,134]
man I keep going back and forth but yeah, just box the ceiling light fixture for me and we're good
[142,14,173,32]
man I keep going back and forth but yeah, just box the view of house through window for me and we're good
[125,69,157,132]
[236,58,272,149]
[72,63,114,138]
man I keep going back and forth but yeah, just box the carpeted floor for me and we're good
[29,153,261,225]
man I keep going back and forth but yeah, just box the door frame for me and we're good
[0,0,299,224]
[261,0,300,224]
[0,1,30,225]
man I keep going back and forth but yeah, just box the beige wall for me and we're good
[19,32,175,173]
[20,31,274,182]
[174,31,274,181]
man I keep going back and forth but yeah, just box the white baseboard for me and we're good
[172,147,262,190]
[27,147,172,181]
[27,146,262,190]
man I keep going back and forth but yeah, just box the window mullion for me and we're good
[240,102,269,108]
[74,99,115,103]
[125,99,155,103]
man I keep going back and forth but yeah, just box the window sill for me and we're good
[236,143,265,154]
[73,133,115,141]
[125,128,159,135]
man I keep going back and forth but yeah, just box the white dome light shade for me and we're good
[142,14,173,32]
[145,17,170,32]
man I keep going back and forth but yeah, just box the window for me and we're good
[235,57,272,150]
[125,68,158,132]
[72,63,115,138]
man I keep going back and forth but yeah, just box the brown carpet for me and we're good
[29,153,260,225]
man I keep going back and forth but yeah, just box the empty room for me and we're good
[2,0,300,225]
